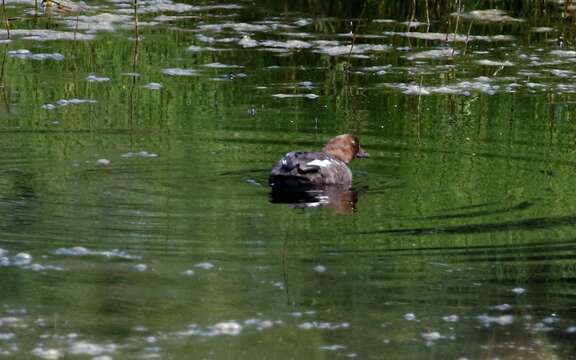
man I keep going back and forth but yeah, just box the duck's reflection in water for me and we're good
[269,186,361,214]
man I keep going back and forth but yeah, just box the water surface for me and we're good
[1,0,576,358]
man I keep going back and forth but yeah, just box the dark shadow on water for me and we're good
[269,186,362,214]
[422,200,534,220]
[354,213,576,236]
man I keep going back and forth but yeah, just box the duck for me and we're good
[268,134,368,189]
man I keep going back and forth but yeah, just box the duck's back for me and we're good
[268,151,352,188]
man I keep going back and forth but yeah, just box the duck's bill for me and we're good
[356,148,369,158]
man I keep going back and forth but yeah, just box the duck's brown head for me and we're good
[322,134,369,164]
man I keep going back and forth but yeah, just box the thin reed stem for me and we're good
[133,0,139,35]
[2,0,9,38]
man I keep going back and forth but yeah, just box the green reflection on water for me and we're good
[0,0,576,359]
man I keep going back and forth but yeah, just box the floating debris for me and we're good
[0,29,95,41]
[134,264,148,272]
[244,318,276,330]
[161,68,199,76]
[42,98,97,110]
[320,345,346,351]
[8,49,64,61]
[186,45,223,52]
[511,287,526,295]
[452,9,524,23]
[239,36,258,48]
[31,347,62,360]
[195,262,215,270]
[313,265,327,273]
[549,69,575,78]
[96,159,111,166]
[121,151,159,158]
[384,81,503,96]
[182,269,195,276]
[477,314,514,326]
[298,322,350,330]
[492,304,512,311]
[407,48,458,60]
[118,3,242,15]
[272,93,319,99]
[13,253,33,266]
[69,341,117,356]
[202,62,243,68]
[442,315,459,322]
[384,31,514,43]
[476,59,515,66]
[143,82,163,90]
[53,247,141,260]
[212,321,242,336]
[404,313,417,321]
[86,75,110,82]
[260,39,312,49]
[421,331,443,341]
[41,104,56,110]
[65,13,133,33]
[314,43,390,57]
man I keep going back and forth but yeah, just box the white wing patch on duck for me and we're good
[306,159,332,167]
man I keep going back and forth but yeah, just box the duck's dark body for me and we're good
[268,151,352,188]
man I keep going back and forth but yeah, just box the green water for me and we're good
[1,0,576,358]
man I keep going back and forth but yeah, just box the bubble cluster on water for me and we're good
[53,246,141,260]
[172,318,282,338]
[0,249,64,272]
